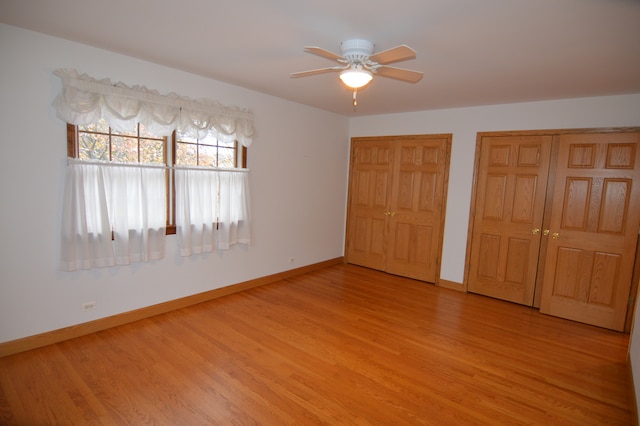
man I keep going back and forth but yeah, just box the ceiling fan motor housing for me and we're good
[340,39,374,63]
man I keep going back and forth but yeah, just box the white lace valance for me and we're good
[52,69,255,146]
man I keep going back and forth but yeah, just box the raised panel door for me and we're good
[386,138,448,282]
[467,135,552,305]
[539,132,640,330]
[346,140,394,270]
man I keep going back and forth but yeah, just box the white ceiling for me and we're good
[2,0,640,116]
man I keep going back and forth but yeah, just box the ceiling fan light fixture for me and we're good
[339,68,373,89]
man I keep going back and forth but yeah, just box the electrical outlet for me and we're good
[82,301,96,311]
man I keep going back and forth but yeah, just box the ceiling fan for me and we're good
[290,39,424,107]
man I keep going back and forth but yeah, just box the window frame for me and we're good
[67,123,247,236]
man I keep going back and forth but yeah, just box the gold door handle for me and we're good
[552,232,560,239]
[384,211,396,217]
[543,229,550,236]
[531,228,540,235]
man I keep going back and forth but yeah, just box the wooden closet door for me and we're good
[345,139,394,270]
[386,137,449,282]
[346,135,450,283]
[467,135,552,305]
[540,132,640,331]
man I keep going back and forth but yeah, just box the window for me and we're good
[55,69,254,270]
[67,120,247,235]
[70,120,246,168]
[175,132,245,168]
[73,120,165,164]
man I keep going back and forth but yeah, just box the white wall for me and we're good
[0,24,350,343]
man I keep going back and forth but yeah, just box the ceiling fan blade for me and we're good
[375,65,424,83]
[369,45,416,65]
[303,46,344,62]
[290,67,341,78]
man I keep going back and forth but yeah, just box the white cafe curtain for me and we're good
[60,160,167,271]
[175,168,251,256]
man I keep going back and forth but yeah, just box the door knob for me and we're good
[543,229,550,236]
[531,228,540,234]
[552,232,560,239]
[384,211,396,217]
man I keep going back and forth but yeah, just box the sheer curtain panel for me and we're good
[60,160,167,271]
[175,168,251,256]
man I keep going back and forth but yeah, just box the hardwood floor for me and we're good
[0,264,634,425]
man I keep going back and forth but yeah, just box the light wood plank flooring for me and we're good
[0,264,634,425]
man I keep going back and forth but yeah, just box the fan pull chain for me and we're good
[352,89,358,109]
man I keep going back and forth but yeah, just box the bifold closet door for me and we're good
[467,135,552,305]
[539,132,640,331]
[345,139,394,271]
[346,136,450,283]
[385,138,449,282]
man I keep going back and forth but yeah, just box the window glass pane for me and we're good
[199,134,218,147]
[140,139,164,164]
[174,132,239,168]
[139,123,160,139]
[112,127,137,137]
[78,119,109,133]
[218,139,236,148]
[177,133,198,143]
[198,145,216,167]
[176,131,238,168]
[111,136,139,162]
[79,133,109,160]
[218,148,235,168]
[176,143,197,166]
[97,119,110,133]
[77,123,94,132]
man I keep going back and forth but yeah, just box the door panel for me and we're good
[346,141,394,270]
[539,133,640,331]
[468,136,552,305]
[386,138,448,282]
